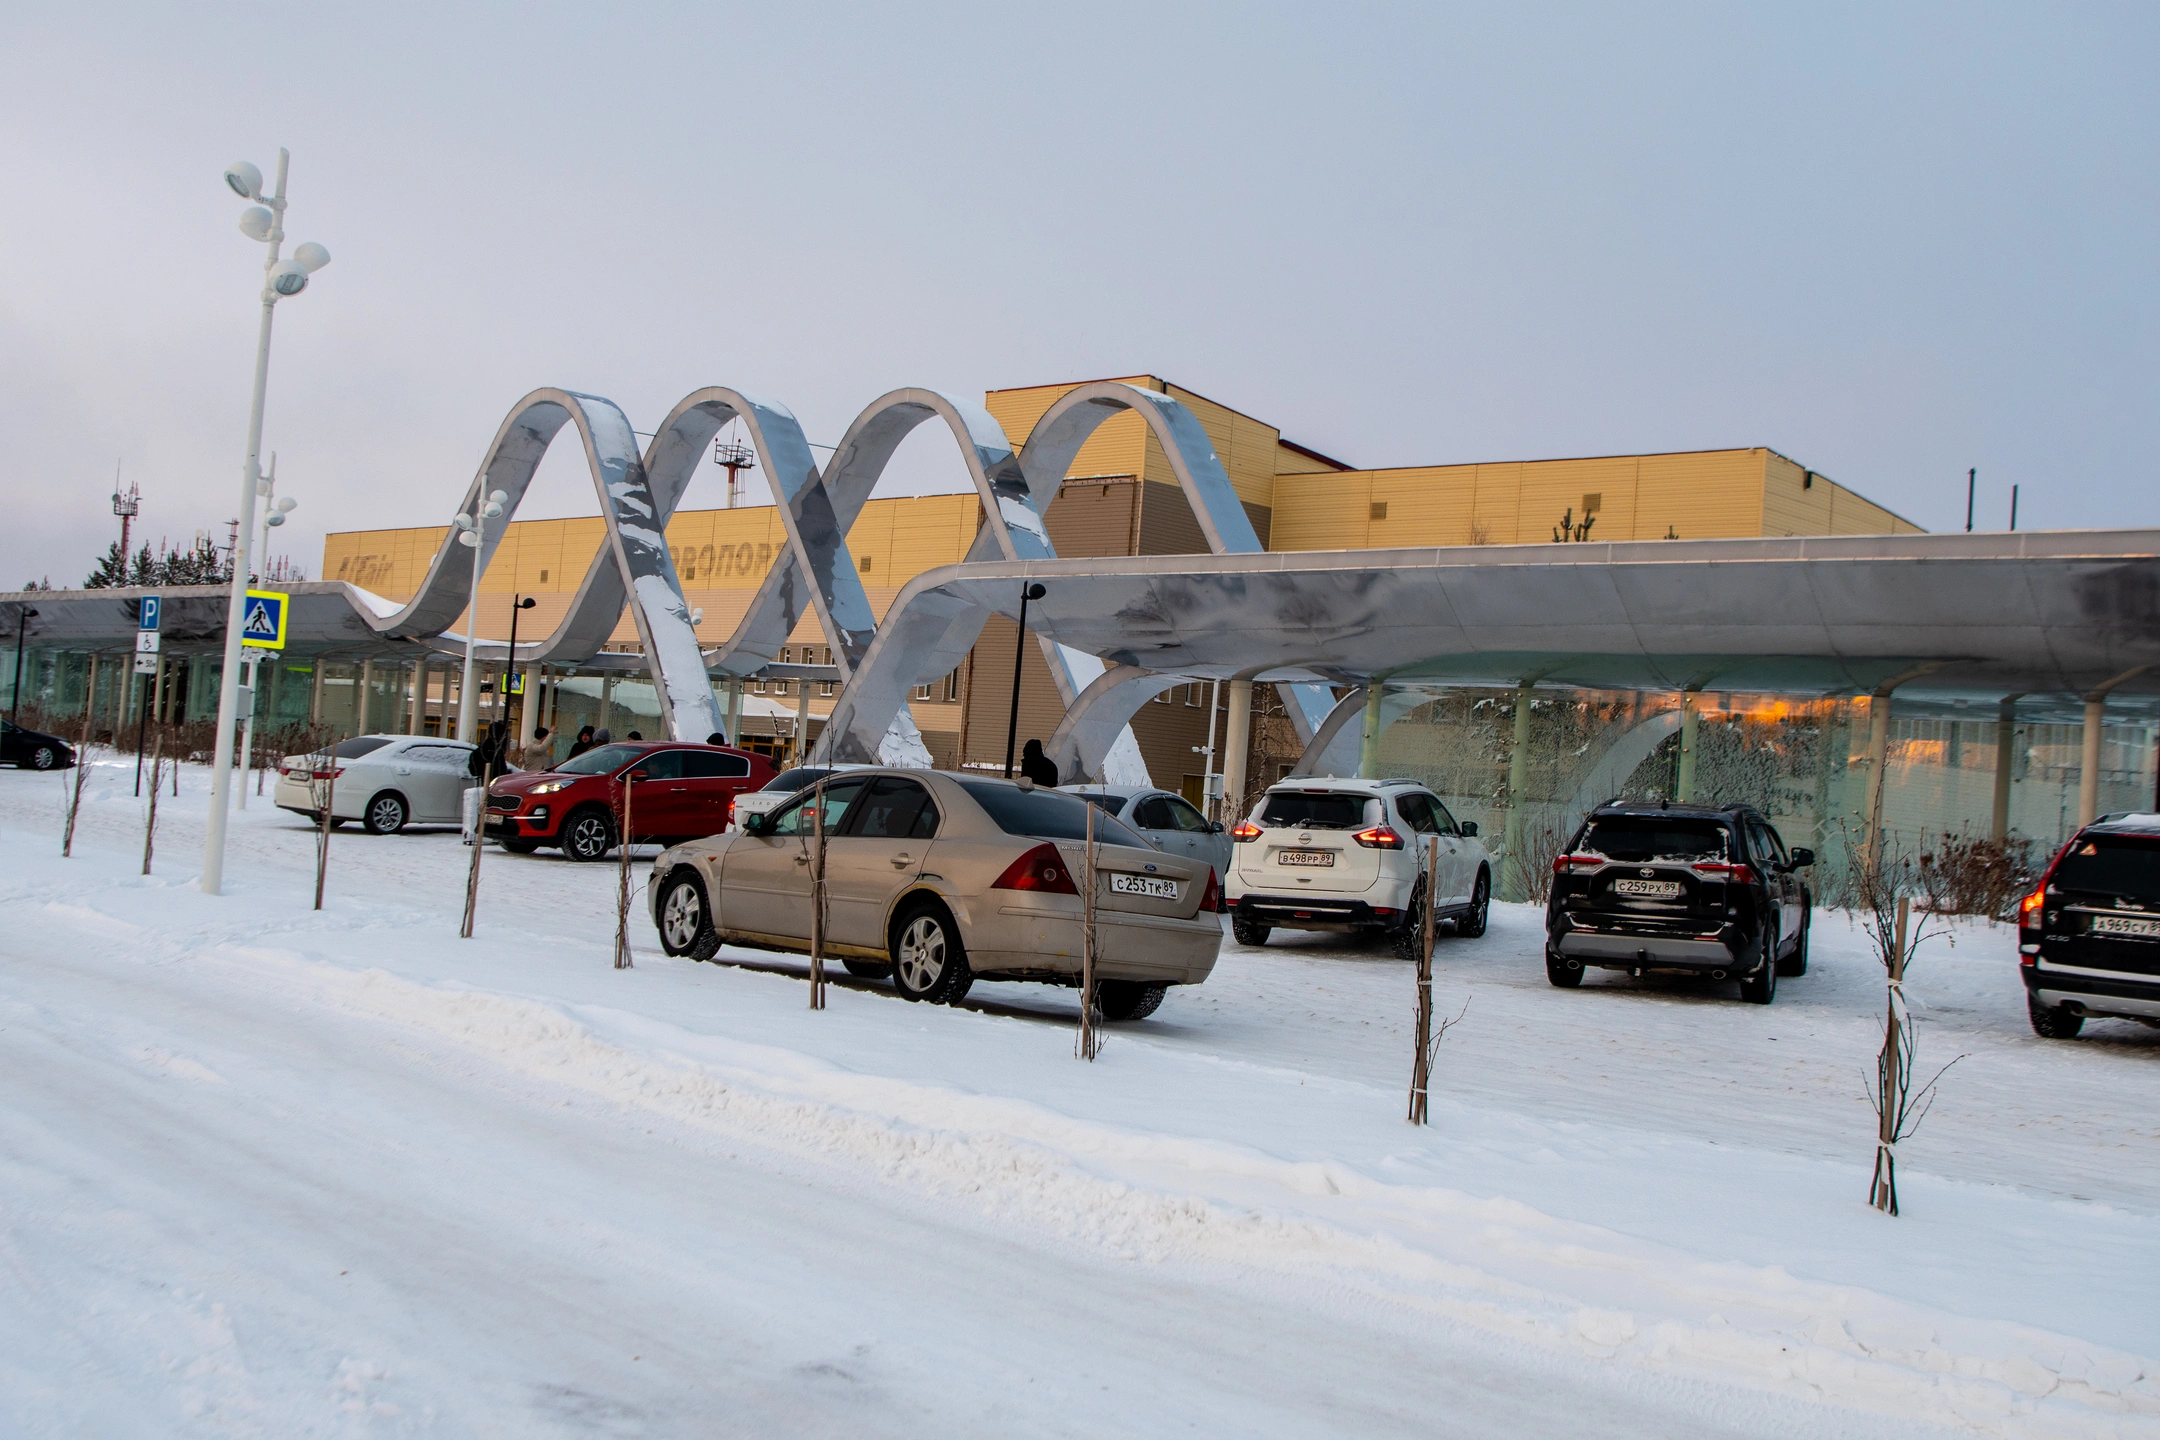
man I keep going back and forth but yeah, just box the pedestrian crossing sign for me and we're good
[241,588,289,650]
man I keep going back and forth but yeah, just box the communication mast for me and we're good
[713,425,757,509]
[111,464,141,558]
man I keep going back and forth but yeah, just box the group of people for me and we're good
[458,720,655,781]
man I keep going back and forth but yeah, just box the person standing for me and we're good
[1019,737,1059,788]
[566,724,596,760]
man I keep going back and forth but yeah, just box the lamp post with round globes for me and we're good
[453,491,509,743]
[202,149,332,895]
[11,607,38,723]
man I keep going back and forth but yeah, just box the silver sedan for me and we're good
[647,770,1223,1021]
[1060,784,1233,878]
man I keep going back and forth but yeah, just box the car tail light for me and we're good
[1200,867,1222,912]
[991,842,1078,895]
[310,766,345,780]
[2019,885,2046,927]
[1352,825,1405,850]
[1692,861,1754,884]
[1552,853,1603,874]
[1231,821,1263,842]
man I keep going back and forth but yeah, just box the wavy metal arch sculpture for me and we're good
[371,387,723,740]
[814,381,1332,773]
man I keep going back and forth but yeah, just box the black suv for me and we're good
[2020,814,2160,1039]
[1544,802,1813,1004]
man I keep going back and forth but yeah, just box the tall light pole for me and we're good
[1004,582,1046,778]
[259,453,298,577]
[201,149,331,895]
[453,491,508,742]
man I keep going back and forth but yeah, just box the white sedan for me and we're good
[274,734,478,834]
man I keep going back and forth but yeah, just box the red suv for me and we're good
[486,741,776,861]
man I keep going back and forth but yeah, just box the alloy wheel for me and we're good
[661,881,703,951]
[895,915,947,995]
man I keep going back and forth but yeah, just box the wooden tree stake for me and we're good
[808,775,828,1008]
[1078,799,1100,1060]
[63,713,91,857]
[613,773,635,968]
[461,764,491,938]
[313,747,336,911]
[141,733,162,875]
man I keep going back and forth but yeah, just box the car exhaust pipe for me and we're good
[1565,958,1582,971]
[1710,969,1727,981]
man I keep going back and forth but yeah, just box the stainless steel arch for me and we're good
[813,381,1333,770]
[1043,665,1191,786]
[370,387,723,740]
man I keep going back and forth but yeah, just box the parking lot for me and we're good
[4,758,2156,1437]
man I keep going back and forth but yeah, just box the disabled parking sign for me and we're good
[240,588,289,650]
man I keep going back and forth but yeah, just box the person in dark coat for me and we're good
[706,733,727,746]
[566,725,596,760]
[1019,737,1059,788]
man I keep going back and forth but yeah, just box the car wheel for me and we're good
[2028,996,2084,1039]
[562,806,617,862]
[500,838,540,854]
[841,958,893,979]
[656,870,721,961]
[1545,947,1583,988]
[28,745,58,771]
[1098,980,1167,1021]
[1230,913,1271,947]
[1457,870,1491,939]
[1739,931,1778,1005]
[1391,880,1431,962]
[362,791,408,836]
[891,902,971,1004]
[1777,912,1810,977]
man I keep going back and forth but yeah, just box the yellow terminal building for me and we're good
[321,375,1922,791]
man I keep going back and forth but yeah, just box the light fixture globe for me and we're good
[268,259,309,295]
[276,496,298,513]
[265,511,286,527]
[238,206,274,241]
[457,530,479,548]
[291,241,330,273]
[223,160,264,199]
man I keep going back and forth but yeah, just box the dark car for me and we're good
[483,741,776,860]
[2020,813,2160,1038]
[1544,802,1813,1004]
[1,719,76,771]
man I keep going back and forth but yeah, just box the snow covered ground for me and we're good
[2,755,2156,1438]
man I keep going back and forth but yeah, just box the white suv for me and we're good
[1226,778,1493,957]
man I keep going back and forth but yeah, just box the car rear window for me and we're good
[682,751,751,779]
[1072,792,1130,818]
[1260,791,1371,830]
[331,737,393,760]
[958,782,1148,848]
[2051,834,2160,902]
[1578,817,1731,863]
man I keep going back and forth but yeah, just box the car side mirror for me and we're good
[743,811,769,835]
[1458,821,1478,838]
[626,769,649,782]
[1788,847,1815,868]
[1209,821,1225,834]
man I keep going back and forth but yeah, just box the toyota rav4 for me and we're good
[2020,812,2160,1038]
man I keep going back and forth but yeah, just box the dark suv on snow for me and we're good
[2020,813,2160,1039]
[1544,802,1813,1004]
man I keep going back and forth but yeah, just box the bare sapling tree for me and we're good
[1409,837,1438,1122]
[1077,798,1101,1060]
[613,772,635,969]
[461,763,491,939]
[310,744,337,911]
[808,775,828,1008]
[141,732,163,875]
[1842,823,1966,1215]
[63,709,92,857]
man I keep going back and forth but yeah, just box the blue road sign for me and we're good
[138,596,161,631]
[241,589,289,649]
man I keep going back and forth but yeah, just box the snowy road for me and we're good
[2,758,2156,1438]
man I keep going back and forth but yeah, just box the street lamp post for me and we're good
[1003,582,1046,778]
[259,452,298,575]
[453,491,508,742]
[201,149,331,895]
[10,607,37,722]
[505,594,536,739]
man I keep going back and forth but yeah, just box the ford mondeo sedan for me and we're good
[646,770,1223,1020]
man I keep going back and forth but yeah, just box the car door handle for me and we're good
[890,852,912,868]
[794,854,810,865]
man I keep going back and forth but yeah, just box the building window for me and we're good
[775,679,790,698]
[1185,684,1203,707]
[780,647,792,665]
[1369,501,1388,521]
[821,681,836,697]
[1153,689,1171,704]
[538,569,549,582]
[914,683,932,700]
[860,555,873,572]
[750,679,765,694]
[945,669,961,702]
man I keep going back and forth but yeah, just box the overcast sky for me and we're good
[2,2,2153,588]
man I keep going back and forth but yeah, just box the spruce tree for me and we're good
[85,541,128,589]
